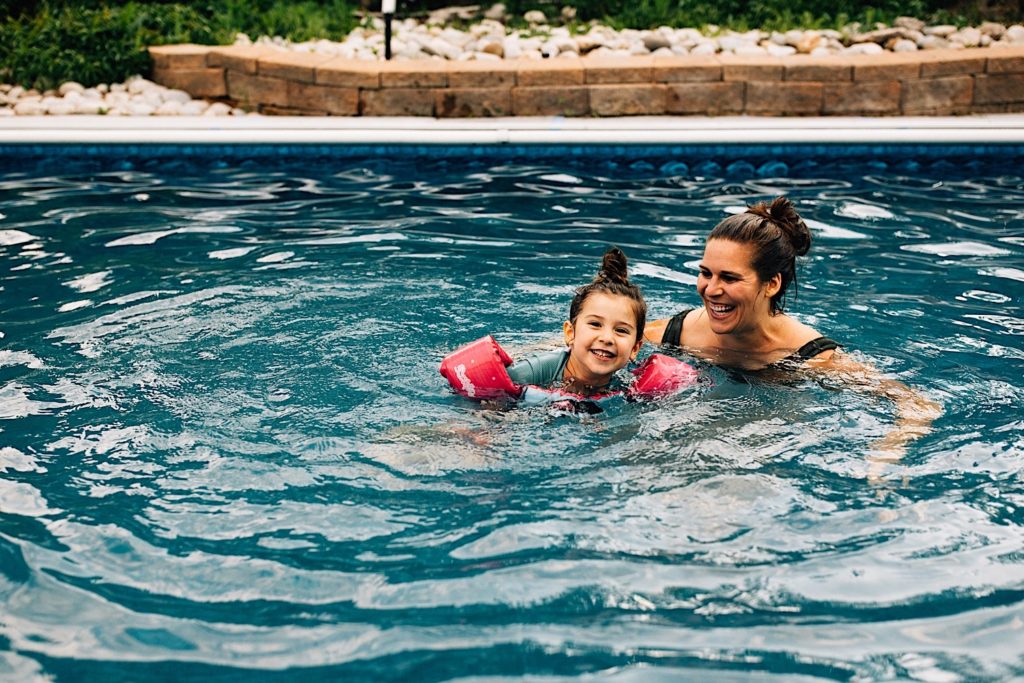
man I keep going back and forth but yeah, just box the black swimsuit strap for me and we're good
[661,308,693,346]
[794,336,840,360]
[664,309,838,362]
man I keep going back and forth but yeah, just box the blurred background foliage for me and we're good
[0,0,1019,88]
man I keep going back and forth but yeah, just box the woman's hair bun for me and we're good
[597,246,630,284]
[748,196,811,257]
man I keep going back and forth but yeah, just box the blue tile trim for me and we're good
[1,142,1023,160]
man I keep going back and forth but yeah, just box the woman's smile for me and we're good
[697,239,774,335]
[705,301,737,319]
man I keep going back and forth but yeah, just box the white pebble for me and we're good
[162,89,193,105]
[203,102,232,116]
[58,81,84,95]
[735,44,769,56]
[74,100,104,115]
[155,101,182,115]
[954,27,982,47]
[0,107,14,117]
[718,35,744,51]
[925,24,957,37]
[765,43,797,57]
[104,92,130,107]
[918,35,949,49]
[127,102,156,116]
[14,100,45,115]
[46,100,75,115]
[127,78,156,95]
[845,42,884,55]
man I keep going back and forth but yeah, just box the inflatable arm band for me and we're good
[439,335,519,400]
[440,335,698,402]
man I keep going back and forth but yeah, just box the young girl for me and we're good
[506,247,646,397]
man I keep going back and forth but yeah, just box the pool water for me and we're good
[1,150,1022,681]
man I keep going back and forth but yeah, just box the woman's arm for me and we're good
[644,318,669,345]
[807,351,942,482]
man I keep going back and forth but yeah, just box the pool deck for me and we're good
[2,115,1024,145]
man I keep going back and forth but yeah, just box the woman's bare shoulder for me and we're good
[644,318,669,344]
[781,316,837,361]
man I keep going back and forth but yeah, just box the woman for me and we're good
[645,196,940,473]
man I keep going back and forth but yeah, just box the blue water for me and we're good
[1,149,1023,682]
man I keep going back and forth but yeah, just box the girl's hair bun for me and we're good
[596,246,630,285]
[748,196,811,256]
[568,246,646,340]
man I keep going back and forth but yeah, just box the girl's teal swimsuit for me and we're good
[438,335,700,410]
[506,349,628,411]
[506,349,570,387]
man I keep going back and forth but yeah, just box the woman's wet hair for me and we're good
[568,247,647,340]
[708,196,811,314]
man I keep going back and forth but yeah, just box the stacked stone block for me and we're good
[150,43,1024,116]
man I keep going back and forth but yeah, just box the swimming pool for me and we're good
[1,147,1022,681]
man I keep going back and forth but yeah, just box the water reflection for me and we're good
[0,154,1022,680]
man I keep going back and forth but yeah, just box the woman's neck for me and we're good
[712,309,787,353]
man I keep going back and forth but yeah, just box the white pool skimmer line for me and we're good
[2,115,1024,145]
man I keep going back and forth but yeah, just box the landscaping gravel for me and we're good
[3,6,1023,116]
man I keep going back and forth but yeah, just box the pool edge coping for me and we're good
[2,114,1024,144]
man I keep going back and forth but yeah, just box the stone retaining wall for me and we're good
[150,43,1024,116]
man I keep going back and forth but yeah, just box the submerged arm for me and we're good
[807,351,942,481]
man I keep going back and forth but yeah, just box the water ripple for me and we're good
[1,153,1023,680]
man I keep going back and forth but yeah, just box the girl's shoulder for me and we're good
[506,348,569,387]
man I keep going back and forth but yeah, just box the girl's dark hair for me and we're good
[708,196,811,314]
[568,247,646,341]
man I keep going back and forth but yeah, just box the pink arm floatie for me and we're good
[627,352,701,399]
[439,335,520,400]
[441,335,699,403]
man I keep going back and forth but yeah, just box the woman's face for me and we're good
[697,239,779,335]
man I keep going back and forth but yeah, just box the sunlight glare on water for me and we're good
[0,150,1022,682]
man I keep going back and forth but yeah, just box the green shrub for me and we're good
[0,3,215,89]
[0,0,360,89]
[203,0,360,43]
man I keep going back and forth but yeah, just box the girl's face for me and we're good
[562,292,642,386]
[697,239,781,336]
